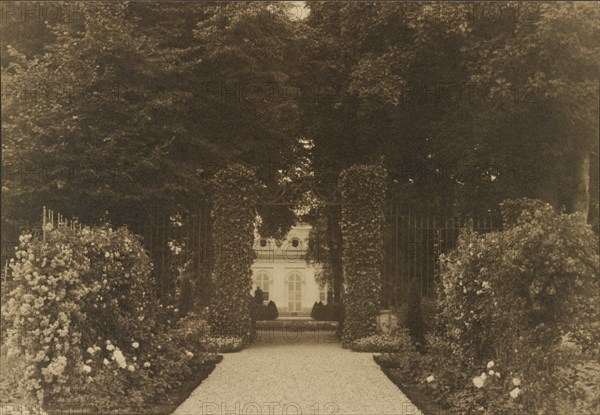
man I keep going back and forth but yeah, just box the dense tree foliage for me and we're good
[2,2,302,231]
[2,1,598,243]
[301,2,599,220]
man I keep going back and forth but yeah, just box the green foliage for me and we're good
[250,301,278,321]
[302,3,599,218]
[405,278,426,349]
[253,287,265,304]
[311,301,322,319]
[1,224,213,411]
[267,301,279,320]
[208,165,259,342]
[339,163,387,344]
[310,301,342,321]
[2,2,303,230]
[350,330,417,354]
[433,199,600,413]
[199,336,244,353]
[499,198,549,228]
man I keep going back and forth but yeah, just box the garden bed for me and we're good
[43,354,223,415]
[374,355,445,415]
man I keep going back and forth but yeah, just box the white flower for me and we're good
[488,370,495,376]
[426,375,435,383]
[106,344,115,351]
[509,387,521,398]
[132,342,139,349]
[87,347,96,355]
[82,364,92,373]
[112,349,127,369]
[103,358,110,366]
[143,362,151,368]
[472,374,486,388]
[127,365,135,372]
[185,350,194,358]
[512,377,521,386]
[486,361,495,369]
[494,371,501,378]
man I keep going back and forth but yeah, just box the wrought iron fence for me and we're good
[382,206,500,308]
[2,203,502,310]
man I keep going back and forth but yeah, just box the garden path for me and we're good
[172,328,423,415]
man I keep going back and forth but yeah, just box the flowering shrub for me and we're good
[339,163,387,344]
[1,224,214,411]
[431,199,600,413]
[350,330,416,353]
[209,165,260,342]
[170,312,211,355]
[2,230,93,407]
[200,336,244,353]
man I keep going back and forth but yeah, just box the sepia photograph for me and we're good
[1,2,599,414]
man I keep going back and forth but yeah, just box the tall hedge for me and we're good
[208,165,259,342]
[339,163,387,344]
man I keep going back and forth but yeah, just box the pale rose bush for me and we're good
[383,200,599,414]
[430,199,600,413]
[2,231,91,407]
[1,224,212,412]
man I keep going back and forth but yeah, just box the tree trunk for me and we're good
[326,206,344,303]
[569,151,590,222]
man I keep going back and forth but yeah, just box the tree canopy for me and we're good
[2,2,598,231]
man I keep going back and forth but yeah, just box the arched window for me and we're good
[254,270,271,300]
[286,271,304,312]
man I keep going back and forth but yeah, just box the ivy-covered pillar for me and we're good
[339,163,387,344]
[208,164,259,342]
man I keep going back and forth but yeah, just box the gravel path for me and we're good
[172,327,422,415]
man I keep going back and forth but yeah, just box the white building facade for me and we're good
[251,223,326,315]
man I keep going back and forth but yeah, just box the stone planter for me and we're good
[376,309,399,334]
